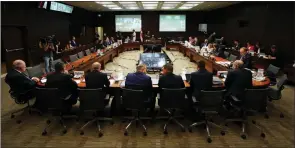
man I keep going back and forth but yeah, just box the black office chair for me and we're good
[265,64,280,84]
[224,51,230,59]
[35,87,76,135]
[228,54,237,61]
[27,64,44,78]
[223,88,269,140]
[69,54,79,62]
[9,89,42,124]
[85,49,91,56]
[268,74,288,118]
[77,51,85,59]
[188,90,226,143]
[121,88,148,136]
[78,88,114,137]
[159,88,187,134]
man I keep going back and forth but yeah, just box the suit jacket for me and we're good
[158,73,185,89]
[234,44,240,50]
[201,43,208,48]
[45,72,78,98]
[85,71,110,89]
[125,72,152,89]
[225,69,252,96]
[190,69,213,97]
[5,69,36,94]
[70,40,77,47]
[239,53,252,69]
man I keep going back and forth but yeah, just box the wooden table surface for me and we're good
[38,43,270,88]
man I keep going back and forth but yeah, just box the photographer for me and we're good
[40,37,55,73]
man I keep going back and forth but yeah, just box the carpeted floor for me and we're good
[1,48,294,148]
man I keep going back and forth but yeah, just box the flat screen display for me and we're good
[50,2,73,14]
[159,15,186,32]
[115,15,142,32]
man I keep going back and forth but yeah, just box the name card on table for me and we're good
[41,78,47,83]
[73,71,84,79]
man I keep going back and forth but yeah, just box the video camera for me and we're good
[40,35,57,45]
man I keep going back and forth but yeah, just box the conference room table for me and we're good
[37,42,270,115]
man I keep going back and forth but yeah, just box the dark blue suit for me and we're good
[239,53,252,69]
[70,40,77,47]
[189,69,213,98]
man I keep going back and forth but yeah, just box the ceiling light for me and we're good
[162,7,174,9]
[182,3,199,7]
[144,7,155,9]
[96,1,114,5]
[162,4,178,7]
[142,2,158,4]
[109,7,122,10]
[126,6,139,9]
[178,6,192,9]
[164,2,180,3]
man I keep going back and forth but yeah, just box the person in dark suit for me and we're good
[70,36,77,47]
[85,62,110,89]
[266,45,283,68]
[211,43,225,58]
[5,60,40,98]
[158,64,185,89]
[189,60,213,98]
[201,39,209,48]
[103,37,111,47]
[233,40,240,51]
[45,62,78,109]
[225,60,253,97]
[125,64,154,109]
[239,47,252,69]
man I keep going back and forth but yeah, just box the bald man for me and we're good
[5,60,40,96]
[85,62,110,89]
[225,60,253,96]
[239,47,252,69]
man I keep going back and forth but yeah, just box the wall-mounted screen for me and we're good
[159,15,186,32]
[50,2,73,14]
[115,15,142,32]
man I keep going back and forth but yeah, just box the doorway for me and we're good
[95,27,103,40]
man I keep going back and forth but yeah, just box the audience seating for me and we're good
[69,54,79,62]
[268,74,288,118]
[223,88,269,140]
[121,88,148,136]
[27,64,44,78]
[35,87,77,136]
[78,88,114,137]
[159,88,186,134]
[188,90,226,143]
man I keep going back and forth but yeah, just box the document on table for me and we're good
[120,81,125,87]
[74,80,81,84]
[152,78,159,85]
[41,78,47,83]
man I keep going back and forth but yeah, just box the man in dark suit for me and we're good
[201,39,209,48]
[85,62,110,89]
[70,36,78,47]
[45,62,78,109]
[158,64,185,89]
[189,60,213,98]
[239,47,252,69]
[5,60,40,99]
[125,64,154,109]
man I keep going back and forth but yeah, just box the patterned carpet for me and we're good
[1,47,294,147]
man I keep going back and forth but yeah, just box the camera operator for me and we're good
[41,37,55,73]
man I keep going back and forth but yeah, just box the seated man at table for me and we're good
[225,60,252,98]
[211,43,225,58]
[85,62,110,89]
[45,62,78,111]
[233,40,240,51]
[190,60,213,99]
[265,45,283,68]
[201,39,209,48]
[70,36,78,48]
[158,64,185,89]
[5,59,40,101]
[125,64,154,109]
[239,47,252,69]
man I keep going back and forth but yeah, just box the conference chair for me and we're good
[268,74,288,118]
[159,88,187,134]
[35,87,77,136]
[223,88,269,140]
[77,51,85,59]
[121,88,148,136]
[9,89,42,124]
[85,49,91,56]
[228,54,237,61]
[265,64,280,84]
[224,51,230,59]
[51,59,64,71]
[188,90,226,143]
[69,54,79,62]
[77,88,114,137]
[27,64,44,78]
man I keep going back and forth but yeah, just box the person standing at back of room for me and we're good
[132,29,136,42]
